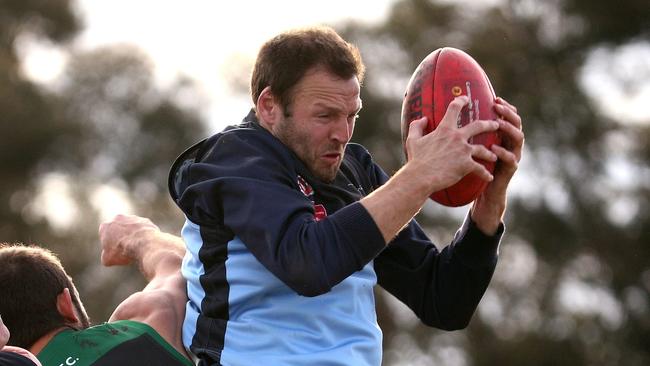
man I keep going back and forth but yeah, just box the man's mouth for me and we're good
[321,152,342,164]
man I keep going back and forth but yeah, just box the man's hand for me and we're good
[98,214,160,267]
[362,96,500,243]
[471,97,525,234]
[405,95,500,195]
[100,214,189,359]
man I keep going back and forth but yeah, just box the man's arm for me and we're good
[375,216,500,330]
[98,214,188,358]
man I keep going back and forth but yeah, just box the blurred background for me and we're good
[1,0,649,364]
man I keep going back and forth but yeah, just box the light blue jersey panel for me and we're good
[221,237,382,366]
[181,219,205,350]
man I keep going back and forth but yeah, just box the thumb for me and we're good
[100,249,109,266]
[407,116,428,140]
[404,116,428,160]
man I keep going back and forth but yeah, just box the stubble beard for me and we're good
[275,118,343,183]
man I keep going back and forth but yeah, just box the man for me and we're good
[1,316,41,366]
[0,215,194,366]
[169,26,524,365]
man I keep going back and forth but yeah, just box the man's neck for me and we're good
[29,327,70,355]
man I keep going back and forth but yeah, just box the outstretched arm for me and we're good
[98,214,188,358]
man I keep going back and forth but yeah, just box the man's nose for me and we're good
[331,118,352,143]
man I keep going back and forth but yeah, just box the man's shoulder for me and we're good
[198,121,290,164]
[168,118,296,201]
[46,320,152,345]
[39,321,192,366]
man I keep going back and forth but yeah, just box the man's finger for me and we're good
[471,144,498,163]
[438,96,469,129]
[496,97,517,114]
[461,119,499,140]
[498,119,525,146]
[492,144,519,167]
[494,101,522,130]
[471,161,494,182]
[496,119,525,162]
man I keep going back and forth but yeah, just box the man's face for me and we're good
[273,67,361,182]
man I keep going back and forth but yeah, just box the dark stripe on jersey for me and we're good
[92,333,187,365]
[192,222,233,364]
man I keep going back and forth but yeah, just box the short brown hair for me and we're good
[0,244,89,348]
[251,26,365,114]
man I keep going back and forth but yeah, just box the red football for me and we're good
[401,47,501,207]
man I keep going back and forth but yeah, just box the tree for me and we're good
[0,0,207,321]
[0,0,81,241]
[339,0,650,364]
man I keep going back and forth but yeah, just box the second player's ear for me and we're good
[256,86,283,128]
[56,288,80,325]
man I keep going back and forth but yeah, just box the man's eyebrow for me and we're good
[312,102,338,110]
[311,102,362,115]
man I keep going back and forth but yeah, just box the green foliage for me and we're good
[1,0,648,364]
[340,0,650,364]
[0,0,80,241]
[0,0,206,322]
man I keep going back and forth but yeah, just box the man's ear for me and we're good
[256,86,283,129]
[56,288,80,325]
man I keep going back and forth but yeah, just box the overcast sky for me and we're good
[21,0,398,131]
[19,0,650,131]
